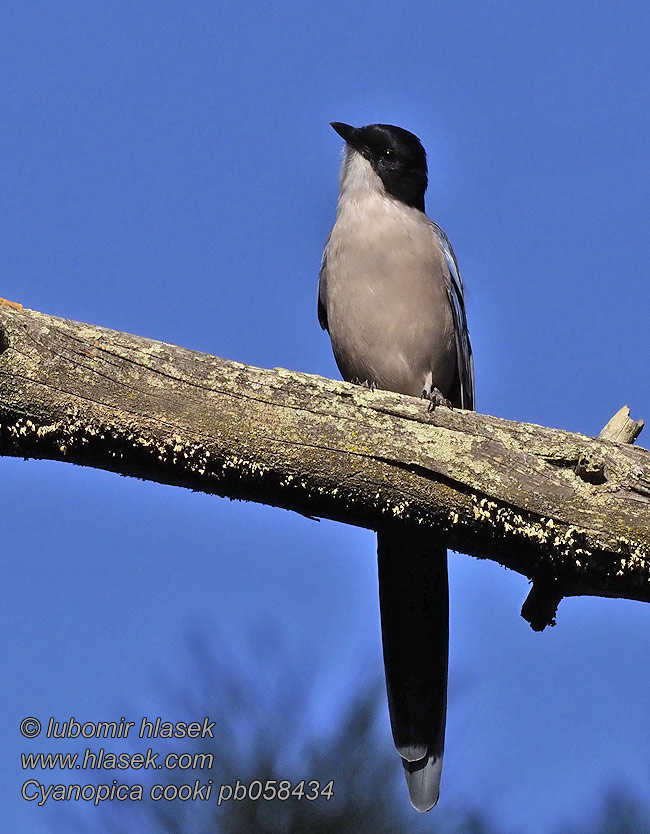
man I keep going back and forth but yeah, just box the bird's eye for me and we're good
[383,148,393,157]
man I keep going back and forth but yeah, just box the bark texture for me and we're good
[1,304,649,625]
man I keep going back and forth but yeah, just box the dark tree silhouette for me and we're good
[558,792,650,834]
[57,626,494,834]
[52,627,650,834]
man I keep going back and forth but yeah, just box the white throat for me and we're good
[338,148,385,204]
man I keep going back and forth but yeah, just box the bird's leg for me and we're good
[422,387,452,411]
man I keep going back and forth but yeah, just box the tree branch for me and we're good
[1,304,649,625]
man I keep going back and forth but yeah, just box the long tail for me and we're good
[377,526,449,812]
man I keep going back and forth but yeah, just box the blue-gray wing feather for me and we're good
[317,239,330,331]
[431,223,475,410]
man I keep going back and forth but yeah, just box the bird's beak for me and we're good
[330,122,360,146]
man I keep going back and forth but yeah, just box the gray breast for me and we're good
[320,191,457,399]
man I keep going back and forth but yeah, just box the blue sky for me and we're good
[2,2,650,833]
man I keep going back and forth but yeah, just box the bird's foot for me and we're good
[423,387,452,411]
[0,297,23,310]
[352,378,378,391]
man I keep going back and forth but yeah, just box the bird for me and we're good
[318,122,474,811]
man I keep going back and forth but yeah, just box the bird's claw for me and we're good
[352,377,378,391]
[424,387,452,411]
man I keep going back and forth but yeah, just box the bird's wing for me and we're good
[431,222,475,410]
[317,238,330,331]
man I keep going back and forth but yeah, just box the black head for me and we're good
[331,122,428,211]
